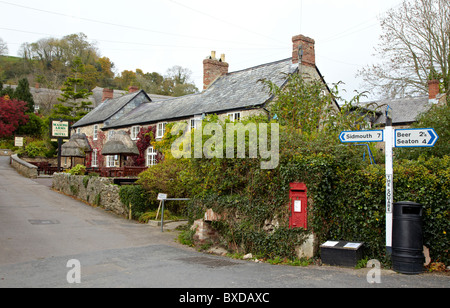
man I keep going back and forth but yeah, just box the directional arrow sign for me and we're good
[339,130,384,143]
[395,128,439,147]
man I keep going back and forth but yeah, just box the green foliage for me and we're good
[51,57,92,122]
[12,78,34,111]
[15,113,45,138]
[137,158,191,215]
[67,164,86,175]
[17,139,54,158]
[178,229,196,247]
[396,102,450,160]
[305,155,450,265]
[118,185,155,219]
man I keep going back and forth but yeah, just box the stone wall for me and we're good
[10,154,38,178]
[0,149,12,156]
[52,173,128,217]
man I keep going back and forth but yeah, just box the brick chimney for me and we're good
[129,86,139,93]
[203,51,229,90]
[428,79,439,100]
[292,34,315,67]
[102,88,114,102]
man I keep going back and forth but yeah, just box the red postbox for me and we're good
[289,182,308,229]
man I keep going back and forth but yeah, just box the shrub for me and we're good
[137,158,190,215]
[119,185,155,219]
[67,164,86,175]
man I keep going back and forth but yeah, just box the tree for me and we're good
[396,102,450,159]
[18,33,102,87]
[96,57,115,88]
[0,38,7,56]
[358,0,450,100]
[52,57,92,122]
[0,96,29,138]
[164,65,198,97]
[13,78,35,112]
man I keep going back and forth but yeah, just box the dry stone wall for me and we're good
[52,173,127,217]
[10,154,38,178]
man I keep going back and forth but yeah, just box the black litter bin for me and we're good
[392,201,425,274]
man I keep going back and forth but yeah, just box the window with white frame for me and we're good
[190,117,202,131]
[131,126,140,140]
[106,155,118,168]
[156,122,167,139]
[146,147,157,167]
[76,128,81,134]
[91,149,98,167]
[93,125,99,140]
[227,112,241,122]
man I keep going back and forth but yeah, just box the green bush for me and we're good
[21,140,47,158]
[119,185,155,219]
[305,155,449,265]
[67,164,86,175]
[137,158,190,215]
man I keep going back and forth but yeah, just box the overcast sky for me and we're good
[0,0,404,102]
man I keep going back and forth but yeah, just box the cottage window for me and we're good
[106,155,118,168]
[156,122,167,139]
[146,147,157,167]
[131,126,140,140]
[190,117,202,131]
[93,125,99,140]
[227,112,241,122]
[91,149,98,167]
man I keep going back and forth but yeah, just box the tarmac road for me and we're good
[0,156,448,291]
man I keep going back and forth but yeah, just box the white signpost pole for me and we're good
[384,114,394,254]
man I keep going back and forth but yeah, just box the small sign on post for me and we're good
[394,128,439,148]
[51,120,70,139]
[14,137,24,147]
[155,193,190,232]
[339,130,384,143]
[50,119,71,173]
[157,193,168,201]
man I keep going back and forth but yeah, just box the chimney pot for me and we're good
[203,52,229,90]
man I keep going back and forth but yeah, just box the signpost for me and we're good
[14,137,24,147]
[156,193,189,232]
[339,130,384,143]
[394,128,439,148]
[339,116,439,254]
[50,119,71,172]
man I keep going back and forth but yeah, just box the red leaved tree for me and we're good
[0,96,29,138]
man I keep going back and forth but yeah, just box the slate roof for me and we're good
[358,96,433,125]
[103,58,298,129]
[72,90,151,128]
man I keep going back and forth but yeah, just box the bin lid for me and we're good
[394,201,423,216]
[394,201,422,206]
[320,240,364,250]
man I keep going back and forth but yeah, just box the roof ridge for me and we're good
[227,57,293,75]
